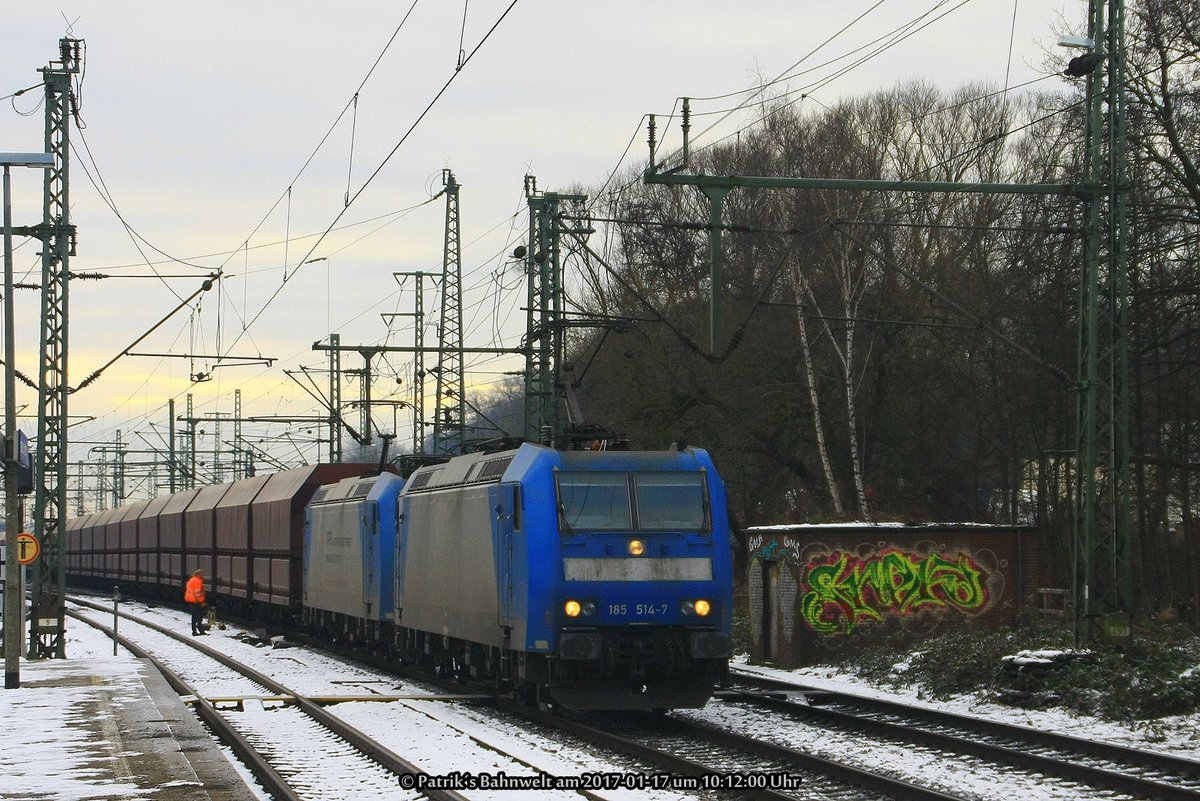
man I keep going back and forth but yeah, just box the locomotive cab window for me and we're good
[556,471,631,531]
[633,472,709,531]
[556,470,709,532]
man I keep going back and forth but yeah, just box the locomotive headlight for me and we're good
[564,599,598,618]
[681,599,712,617]
[628,538,645,556]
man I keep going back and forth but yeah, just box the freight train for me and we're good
[65,443,733,710]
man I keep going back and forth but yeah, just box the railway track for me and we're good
[722,666,1200,801]
[70,597,459,801]
[70,593,1199,801]
[500,699,971,801]
[71,594,947,800]
[68,595,706,801]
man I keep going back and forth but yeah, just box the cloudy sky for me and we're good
[2,1,1083,500]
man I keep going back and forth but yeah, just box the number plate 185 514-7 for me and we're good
[607,603,670,616]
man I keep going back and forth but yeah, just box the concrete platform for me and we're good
[0,655,260,801]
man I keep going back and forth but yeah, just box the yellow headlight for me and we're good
[694,599,711,617]
[628,539,645,556]
[564,600,582,617]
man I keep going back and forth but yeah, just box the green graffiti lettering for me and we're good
[800,549,989,635]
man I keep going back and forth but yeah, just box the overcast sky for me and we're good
[2,1,1083,499]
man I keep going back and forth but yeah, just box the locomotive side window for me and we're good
[633,472,709,531]
[556,472,631,531]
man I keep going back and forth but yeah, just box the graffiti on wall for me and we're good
[747,532,802,565]
[800,548,990,635]
[746,533,807,648]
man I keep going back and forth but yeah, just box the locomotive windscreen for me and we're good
[556,471,708,532]
[632,473,708,530]
[557,472,630,530]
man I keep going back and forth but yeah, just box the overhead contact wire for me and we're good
[220,0,521,361]
[216,0,423,274]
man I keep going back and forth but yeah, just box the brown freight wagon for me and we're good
[157,487,200,589]
[116,500,148,584]
[214,474,271,601]
[182,483,232,591]
[64,512,89,577]
[135,494,172,589]
[89,508,119,582]
[248,464,372,608]
[65,464,377,613]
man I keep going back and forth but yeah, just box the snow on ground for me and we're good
[0,653,153,800]
[3,598,1197,801]
[682,701,1100,801]
[732,656,1200,761]
[0,608,270,801]
[2,600,696,801]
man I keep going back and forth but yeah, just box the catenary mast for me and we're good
[29,38,80,659]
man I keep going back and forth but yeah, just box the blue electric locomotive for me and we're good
[394,443,733,710]
[302,471,404,640]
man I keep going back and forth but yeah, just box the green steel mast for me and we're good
[433,170,465,454]
[521,178,590,445]
[1073,0,1132,643]
[389,270,433,451]
[29,38,80,659]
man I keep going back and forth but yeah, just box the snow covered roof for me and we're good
[746,521,1036,531]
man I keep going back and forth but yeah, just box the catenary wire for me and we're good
[216,0,521,363]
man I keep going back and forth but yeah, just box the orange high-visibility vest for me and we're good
[184,575,206,604]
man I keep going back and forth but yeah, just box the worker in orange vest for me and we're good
[184,569,208,636]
